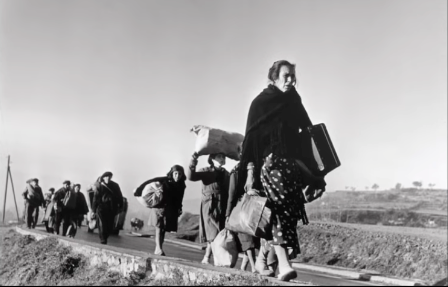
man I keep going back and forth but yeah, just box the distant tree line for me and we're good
[342,181,438,192]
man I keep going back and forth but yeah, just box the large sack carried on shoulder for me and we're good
[27,186,44,206]
[211,229,239,268]
[191,125,244,161]
[226,194,272,240]
[135,182,164,209]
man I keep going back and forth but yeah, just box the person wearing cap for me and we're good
[92,172,123,245]
[73,184,89,228]
[22,178,45,229]
[52,180,72,235]
[134,165,187,256]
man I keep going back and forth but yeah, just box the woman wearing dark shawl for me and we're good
[134,165,187,256]
[237,60,325,281]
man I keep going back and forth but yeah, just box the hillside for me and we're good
[305,188,447,228]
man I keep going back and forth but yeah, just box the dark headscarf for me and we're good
[166,165,187,191]
[237,85,312,194]
[134,165,186,197]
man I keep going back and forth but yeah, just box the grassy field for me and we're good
[310,220,447,242]
[296,222,447,285]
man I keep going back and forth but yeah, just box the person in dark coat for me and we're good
[187,152,230,265]
[238,60,326,281]
[73,184,89,228]
[52,180,71,235]
[134,165,187,256]
[92,171,123,245]
[22,178,44,229]
[61,184,78,237]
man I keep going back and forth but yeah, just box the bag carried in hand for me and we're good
[191,125,244,161]
[210,229,239,268]
[135,182,164,208]
[226,194,272,240]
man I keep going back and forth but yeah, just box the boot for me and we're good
[274,245,297,282]
[255,246,275,277]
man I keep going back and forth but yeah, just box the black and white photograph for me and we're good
[0,0,446,286]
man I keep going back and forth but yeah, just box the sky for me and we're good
[0,0,446,216]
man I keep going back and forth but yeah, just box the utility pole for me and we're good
[2,155,20,224]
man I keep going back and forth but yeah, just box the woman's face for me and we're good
[103,176,111,184]
[172,171,183,182]
[213,154,226,167]
[74,186,80,192]
[274,65,296,93]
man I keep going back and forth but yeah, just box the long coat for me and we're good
[187,164,229,243]
[92,181,123,216]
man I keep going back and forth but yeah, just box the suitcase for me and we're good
[112,197,128,235]
[301,123,341,177]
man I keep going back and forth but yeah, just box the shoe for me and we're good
[201,256,211,265]
[154,250,166,256]
[255,251,275,277]
[278,269,297,282]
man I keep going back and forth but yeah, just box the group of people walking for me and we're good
[22,171,124,245]
[22,179,88,236]
[135,60,326,282]
[21,60,324,282]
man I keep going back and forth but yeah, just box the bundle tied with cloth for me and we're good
[190,125,244,161]
[134,182,164,209]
